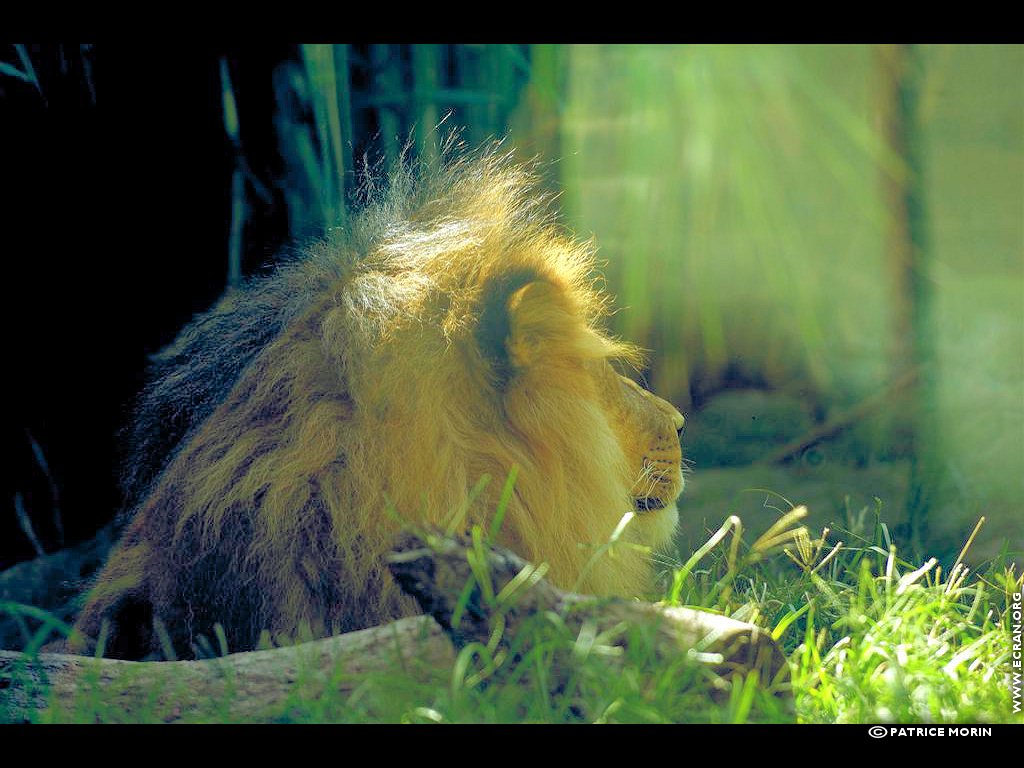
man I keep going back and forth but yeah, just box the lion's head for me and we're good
[72,145,686,659]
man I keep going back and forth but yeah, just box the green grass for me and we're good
[758,510,1018,724]
[2,499,1019,724]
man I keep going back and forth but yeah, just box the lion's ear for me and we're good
[477,270,603,384]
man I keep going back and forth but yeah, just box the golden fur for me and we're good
[72,145,686,659]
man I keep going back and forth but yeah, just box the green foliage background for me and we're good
[556,44,1022,562]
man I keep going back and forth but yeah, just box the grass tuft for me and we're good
[2,498,1019,724]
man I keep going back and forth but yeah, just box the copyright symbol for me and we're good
[868,726,887,738]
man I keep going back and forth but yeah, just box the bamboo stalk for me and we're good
[876,44,937,552]
[332,44,355,200]
[411,45,440,163]
[370,44,402,166]
[220,57,246,288]
[301,44,344,226]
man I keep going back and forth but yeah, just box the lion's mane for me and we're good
[76,144,666,659]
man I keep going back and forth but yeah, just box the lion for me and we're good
[70,144,686,660]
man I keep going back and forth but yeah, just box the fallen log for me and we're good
[1,529,791,722]
[387,529,792,697]
[1,615,452,723]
